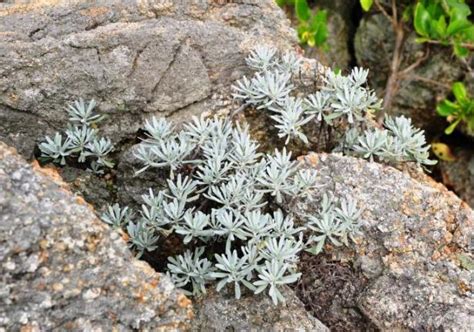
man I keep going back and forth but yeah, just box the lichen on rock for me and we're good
[0,141,192,331]
[292,153,474,331]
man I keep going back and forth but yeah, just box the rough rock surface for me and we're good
[192,287,329,331]
[0,141,192,331]
[354,14,463,133]
[293,153,474,331]
[0,0,296,157]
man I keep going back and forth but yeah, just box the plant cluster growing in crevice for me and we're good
[37,47,437,306]
[101,115,363,304]
[38,99,114,174]
[232,45,436,167]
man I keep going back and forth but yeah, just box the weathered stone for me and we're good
[59,165,115,209]
[354,13,464,133]
[0,0,297,157]
[0,141,192,331]
[293,153,474,331]
[192,286,329,332]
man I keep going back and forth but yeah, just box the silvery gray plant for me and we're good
[98,46,438,305]
[347,115,437,167]
[305,194,363,255]
[38,98,114,173]
[232,46,436,167]
[102,114,362,305]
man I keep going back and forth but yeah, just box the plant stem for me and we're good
[423,39,474,50]
[381,17,405,117]
[408,74,451,89]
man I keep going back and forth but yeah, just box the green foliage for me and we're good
[414,0,474,57]
[278,0,472,57]
[437,81,474,134]
[38,99,114,173]
[359,0,474,57]
[360,0,374,12]
[277,0,328,48]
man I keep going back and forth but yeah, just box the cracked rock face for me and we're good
[192,286,329,331]
[0,0,296,157]
[0,141,193,330]
[293,153,474,331]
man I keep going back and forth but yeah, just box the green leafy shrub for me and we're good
[360,0,473,57]
[413,0,474,57]
[38,99,114,173]
[276,0,328,48]
[437,81,474,134]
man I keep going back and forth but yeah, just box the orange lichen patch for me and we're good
[118,229,130,242]
[73,195,86,205]
[20,325,39,332]
[177,293,192,309]
[458,280,471,295]
[149,278,159,289]
[441,244,459,257]
[31,160,66,185]
[86,234,102,252]
[74,195,94,210]
[79,6,109,17]
[297,152,319,167]
[134,289,146,304]
[431,250,442,261]
[39,248,49,264]
[460,200,471,211]
[0,0,65,16]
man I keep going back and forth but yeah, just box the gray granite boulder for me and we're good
[192,287,329,332]
[0,0,297,157]
[293,153,474,331]
[0,141,193,331]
